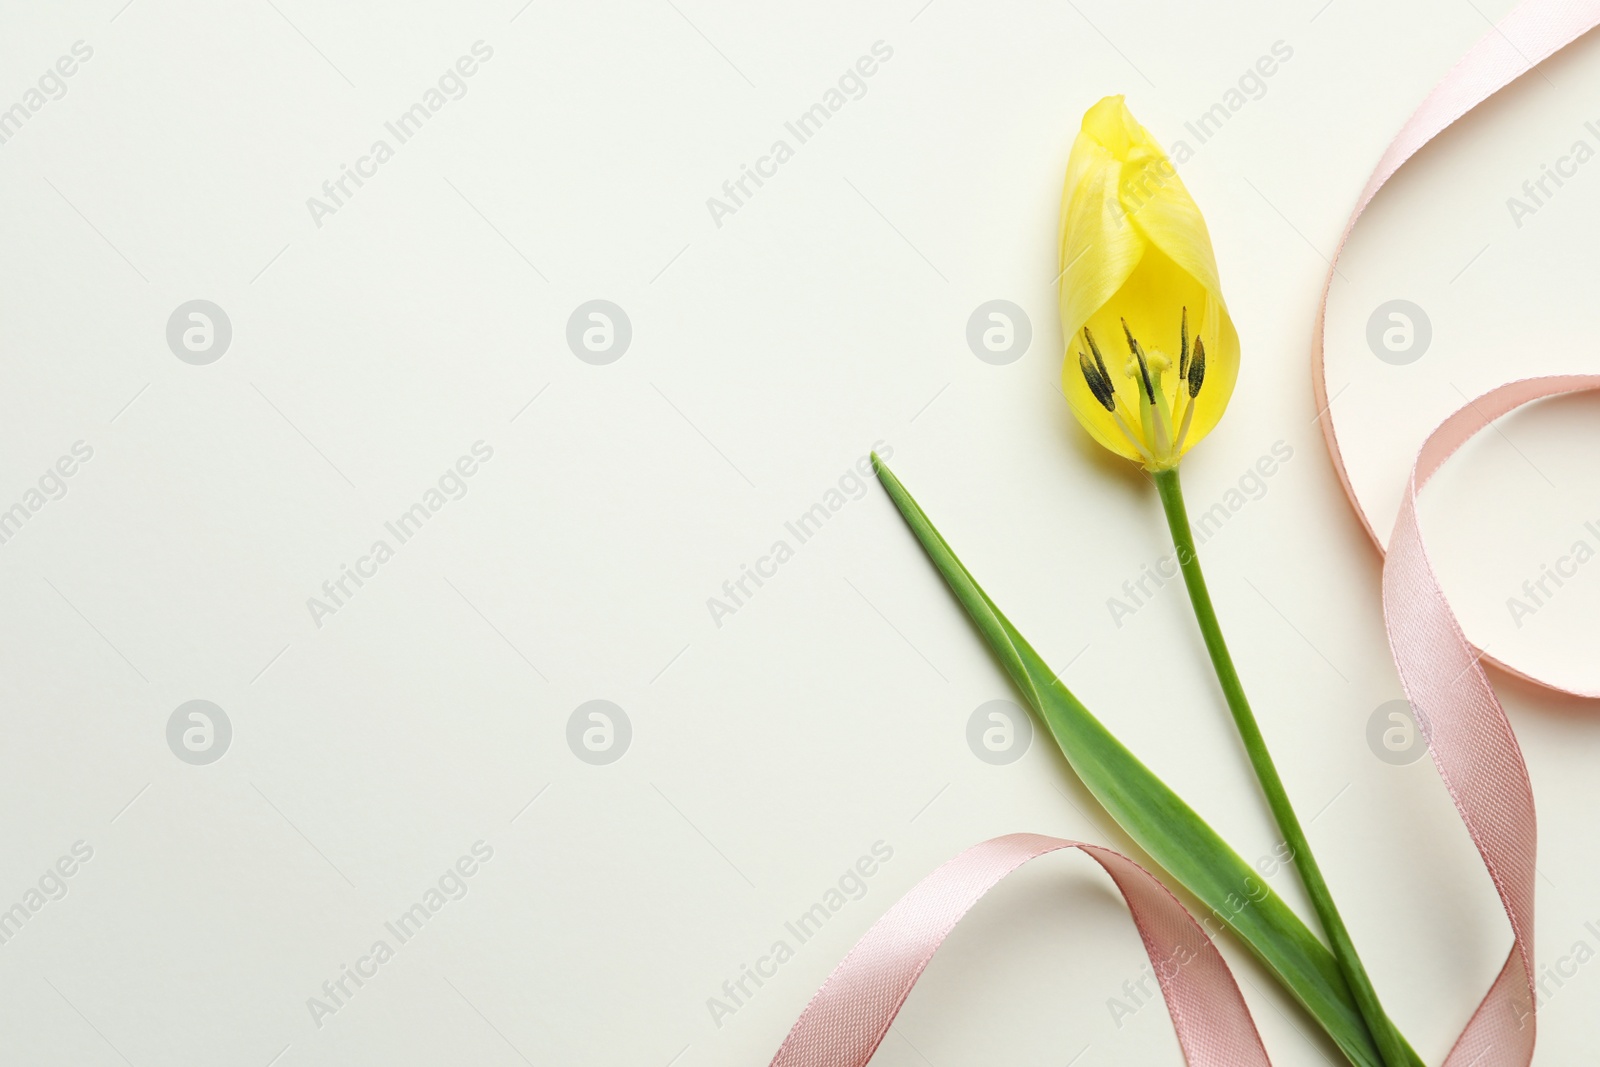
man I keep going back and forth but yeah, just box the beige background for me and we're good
[0,0,1598,1063]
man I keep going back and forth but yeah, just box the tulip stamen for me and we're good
[1120,319,1157,404]
[1111,411,1156,465]
[1120,319,1178,460]
[1169,315,1192,436]
[1160,311,1207,456]
[1177,307,1190,381]
[1075,310,1210,469]
[1081,347,1151,463]
[1078,351,1115,411]
[1187,336,1206,398]
[1171,330,1209,456]
[1173,394,1197,456]
[1083,327,1144,429]
[1083,327,1111,384]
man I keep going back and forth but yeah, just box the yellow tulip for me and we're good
[1058,96,1239,471]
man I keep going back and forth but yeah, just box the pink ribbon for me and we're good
[767,834,1270,1067]
[1315,2,1600,1062]
[769,2,1600,1062]
[1379,374,1600,1066]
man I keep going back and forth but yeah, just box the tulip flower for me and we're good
[1055,97,1414,1066]
[1058,96,1239,470]
[864,95,1421,1066]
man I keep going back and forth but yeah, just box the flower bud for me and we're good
[1059,96,1239,470]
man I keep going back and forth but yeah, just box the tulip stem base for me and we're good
[1153,466,1411,1067]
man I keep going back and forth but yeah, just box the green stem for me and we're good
[1153,466,1409,1067]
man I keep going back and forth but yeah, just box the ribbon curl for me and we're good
[767,834,1270,1067]
[1315,3,1600,1062]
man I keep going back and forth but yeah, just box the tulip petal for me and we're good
[1058,96,1239,468]
[1059,152,1145,354]
[1124,156,1239,459]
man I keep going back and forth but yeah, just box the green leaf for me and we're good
[871,455,1421,1067]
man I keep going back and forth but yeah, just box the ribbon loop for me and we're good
[1315,2,1600,1060]
[767,833,1270,1067]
